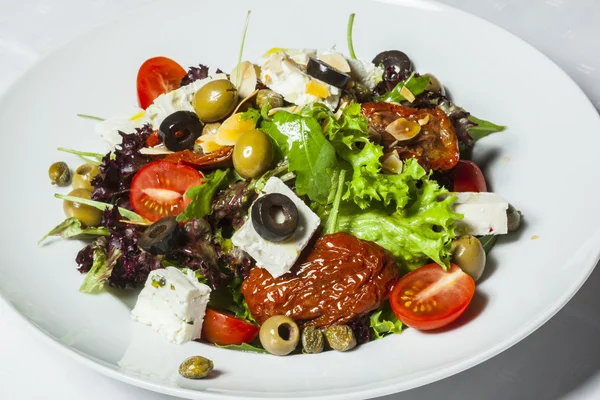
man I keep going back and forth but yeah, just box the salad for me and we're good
[42,13,518,366]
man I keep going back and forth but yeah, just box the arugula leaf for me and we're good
[57,147,104,165]
[54,194,146,223]
[478,235,498,254]
[375,74,430,103]
[208,278,256,323]
[261,111,340,204]
[76,113,105,121]
[323,169,347,235]
[370,302,403,339]
[215,342,268,354]
[240,108,261,124]
[38,217,109,244]
[177,169,237,222]
[468,115,506,141]
[79,237,121,294]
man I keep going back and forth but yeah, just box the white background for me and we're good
[1,0,600,399]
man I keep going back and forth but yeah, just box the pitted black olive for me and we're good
[372,50,412,79]
[251,193,299,242]
[139,216,183,254]
[158,111,203,152]
[306,57,351,89]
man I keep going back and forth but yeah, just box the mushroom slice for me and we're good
[382,150,403,174]
[233,89,259,114]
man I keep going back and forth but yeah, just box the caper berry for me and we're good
[63,188,102,227]
[48,161,71,187]
[507,204,521,232]
[451,235,486,281]
[72,163,100,191]
[193,79,238,123]
[324,325,356,352]
[178,356,214,379]
[255,89,284,110]
[259,315,300,356]
[301,326,324,354]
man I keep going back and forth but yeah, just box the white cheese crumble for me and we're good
[453,192,509,236]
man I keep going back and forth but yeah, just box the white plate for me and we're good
[1,0,599,398]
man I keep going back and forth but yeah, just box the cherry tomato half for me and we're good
[201,308,259,346]
[452,160,487,192]
[129,161,203,222]
[136,57,187,109]
[389,263,475,330]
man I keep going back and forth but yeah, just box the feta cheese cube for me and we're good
[231,177,321,278]
[453,192,509,236]
[131,267,211,344]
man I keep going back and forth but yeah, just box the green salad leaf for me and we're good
[370,302,403,339]
[375,73,430,103]
[216,342,267,354]
[208,278,256,323]
[38,217,109,244]
[79,237,121,294]
[478,235,498,254]
[468,115,506,141]
[177,169,239,222]
[261,111,340,204]
[54,194,146,223]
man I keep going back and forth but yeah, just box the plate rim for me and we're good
[1,0,600,398]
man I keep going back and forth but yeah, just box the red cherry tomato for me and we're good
[389,263,475,330]
[129,161,203,222]
[452,160,487,192]
[201,308,259,346]
[136,57,187,109]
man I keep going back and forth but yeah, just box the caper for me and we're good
[178,356,214,379]
[424,73,446,96]
[72,163,100,191]
[451,235,486,281]
[259,315,300,356]
[349,81,371,103]
[507,204,521,232]
[255,89,284,110]
[48,161,71,187]
[301,326,324,354]
[63,188,102,227]
[323,325,356,352]
[193,79,238,123]
[233,129,274,179]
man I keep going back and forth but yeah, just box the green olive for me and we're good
[178,356,214,379]
[301,326,324,354]
[255,89,284,110]
[451,235,486,281]
[193,79,238,123]
[323,325,356,352]
[233,129,274,179]
[63,188,102,227]
[72,163,100,191]
[48,161,71,187]
[507,204,521,232]
[259,315,300,356]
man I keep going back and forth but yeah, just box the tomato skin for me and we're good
[389,263,475,331]
[452,160,487,192]
[136,57,186,109]
[129,161,203,222]
[201,308,259,346]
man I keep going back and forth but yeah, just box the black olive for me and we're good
[251,193,299,242]
[159,111,203,152]
[306,57,351,89]
[372,50,412,79]
[138,216,183,254]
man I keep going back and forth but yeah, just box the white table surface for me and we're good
[2,1,600,399]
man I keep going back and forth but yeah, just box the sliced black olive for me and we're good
[251,193,299,242]
[159,111,203,152]
[306,57,351,89]
[372,50,412,78]
[138,216,183,254]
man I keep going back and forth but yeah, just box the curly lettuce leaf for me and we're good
[370,302,403,339]
[337,165,462,270]
[261,111,340,204]
[177,169,238,222]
